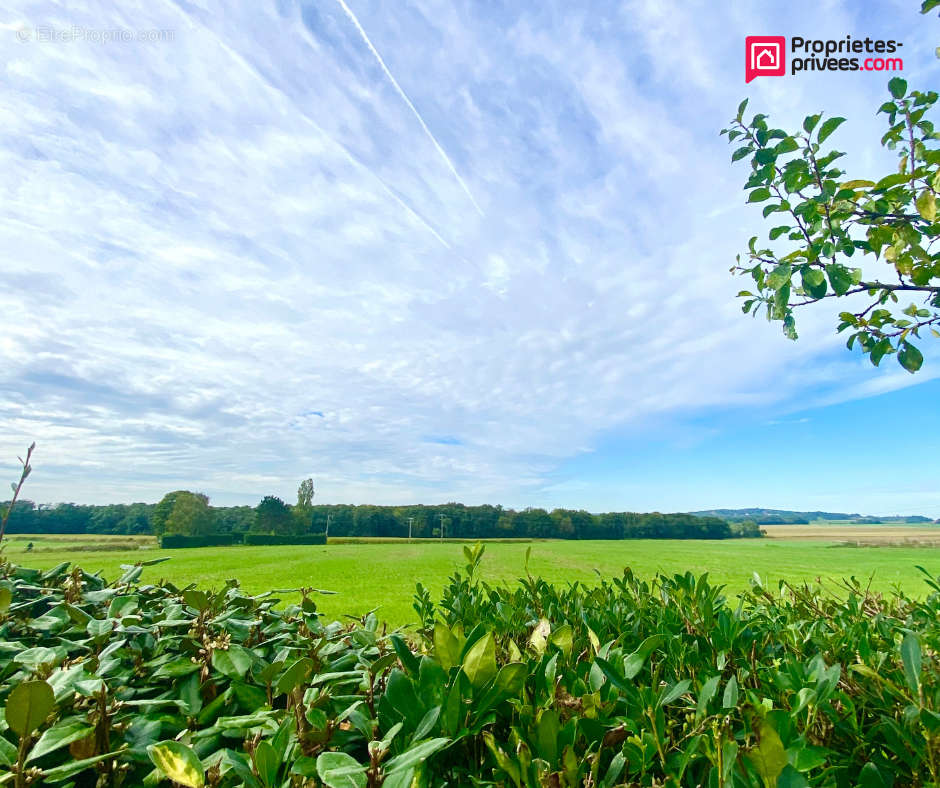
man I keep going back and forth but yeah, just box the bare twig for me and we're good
[0,443,35,547]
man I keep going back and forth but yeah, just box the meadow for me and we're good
[6,527,939,626]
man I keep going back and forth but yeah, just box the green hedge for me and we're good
[242,532,327,546]
[159,533,242,548]
[160,533,328,548]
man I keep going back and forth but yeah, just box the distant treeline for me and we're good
[692,508,937,524]
[0,500,759,540]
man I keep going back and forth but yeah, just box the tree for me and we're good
[722,10,939,373]
[254,495,293,535]
[297,478,315,508]
[293,478,315,535]
[155,491,214,536]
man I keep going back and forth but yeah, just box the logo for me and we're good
[745,36,786,82]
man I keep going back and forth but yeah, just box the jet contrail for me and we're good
[156,0,455,252]
[333,0,484,217]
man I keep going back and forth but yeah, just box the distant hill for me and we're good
[690,508,936,525]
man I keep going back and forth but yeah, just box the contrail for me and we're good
[333,0,485,217]
[156,0,454,251]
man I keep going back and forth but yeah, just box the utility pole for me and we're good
[326,513,332,540]
[407,516,414,542]
[438,514,446,542]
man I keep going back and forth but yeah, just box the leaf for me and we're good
[433,622,460,671]
[0,587,10,613]
[748,188,772,203]
[722,675,738,709]
[148,741,205,788]
[825,264,853,296]
[211,645,254,680]
[778,764,811,787]
[732,146,752,162]
[275,657,313,694]
[5,680,54,736]
[548,624,573,657]
[623,635,663,679]
[817,117,846,144]
[898,342,924,374]
[316,752,367,788]
[916,190,937,222]
[600,751,626,788]
[803,114,820,133]
[252,740,280,788]
[801,268,827,299]
[384,737,450,774]
[695,675,720,720]
[28,721,95,762]
[747,720,788,781]
[391,634,420,675]
[529,618,551,655]
[42,749,124,783]
[858,762,892,787]
[462,632,497,688]
[0,734,15,767]
[595,657,632,694]
[889,77,908,99]
[494,662,527,696]
[658,679,691,707]
[900,633,922,693]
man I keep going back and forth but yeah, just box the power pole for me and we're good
[407,516,414,542]
[326,513,332,540]
[438,514,446,542]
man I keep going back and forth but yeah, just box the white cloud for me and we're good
[0,0,937,508]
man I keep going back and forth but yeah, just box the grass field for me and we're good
[5,529,939,626]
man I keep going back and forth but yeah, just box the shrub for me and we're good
[159,533,242,548]
[1,547,938,786]
[241,532,327,546]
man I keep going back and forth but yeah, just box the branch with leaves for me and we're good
[721,76,939,373]
[0,442,35,547]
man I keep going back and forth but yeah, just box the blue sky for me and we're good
[1,0,938,515]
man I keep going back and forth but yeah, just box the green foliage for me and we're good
[160,533,243,548]
[253,495,295,535]
[154,490,215,537]
[722,77,940,372]
[2,551,940,785]
[7,498,747,541]
[241,533,327,546]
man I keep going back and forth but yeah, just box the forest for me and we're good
[0,498,759,540]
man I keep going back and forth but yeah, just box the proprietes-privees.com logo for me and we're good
[745,35,903,82]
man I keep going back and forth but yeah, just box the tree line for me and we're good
[0,494,758,540]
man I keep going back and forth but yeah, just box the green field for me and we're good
[6,533,939,626]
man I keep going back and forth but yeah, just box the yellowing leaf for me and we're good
[529,618,551,656]
[916,190,937,222]
[433,623,460,671]
[841,180,875,190]
[747,721,788,782]
[148,741,205,788]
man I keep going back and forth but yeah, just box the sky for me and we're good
[1,0,938,516]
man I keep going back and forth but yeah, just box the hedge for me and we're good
[159,533,242,548]
[160,533,328,548]
[241,532,327,546]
